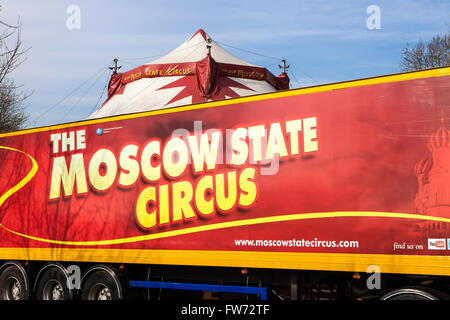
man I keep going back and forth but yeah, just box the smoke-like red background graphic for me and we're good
[0,74,449,259]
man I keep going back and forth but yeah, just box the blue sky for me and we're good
[1,0,449,128]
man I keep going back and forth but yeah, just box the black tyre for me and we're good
[81,270,122,300]
[380,287,440,300]
[0,265,29,300]
[36,267,73,300]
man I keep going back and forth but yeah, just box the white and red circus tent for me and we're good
[88,29,289,119]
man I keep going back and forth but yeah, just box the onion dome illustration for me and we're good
[427,126,450,151]
[414,154,432,177]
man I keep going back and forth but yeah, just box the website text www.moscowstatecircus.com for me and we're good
[234,238,359,248]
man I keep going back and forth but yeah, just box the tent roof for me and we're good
[88,29,289,119]
[148,29,254,66]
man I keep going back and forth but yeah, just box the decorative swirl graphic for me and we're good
[0,146,38,207]
[0,146,39,240]
[1,146,450,247]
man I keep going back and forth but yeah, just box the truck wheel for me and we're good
[0,265,29,300]
[81,270,121,300]
[380,287,440,300]
[36,267,73,300]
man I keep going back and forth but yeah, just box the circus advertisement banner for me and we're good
[0,70,449,273]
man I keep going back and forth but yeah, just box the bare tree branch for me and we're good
[0,15,30,133]
[400,33,450,72]
[0,20,17,29]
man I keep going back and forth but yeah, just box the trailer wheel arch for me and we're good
[34,262,74,300]
[380,286,448,300]
[0,261,30,300]
[81,265,123,300]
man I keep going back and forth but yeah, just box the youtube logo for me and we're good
[428,239,446,250]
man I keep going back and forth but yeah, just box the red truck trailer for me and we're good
[0,67,449,300]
